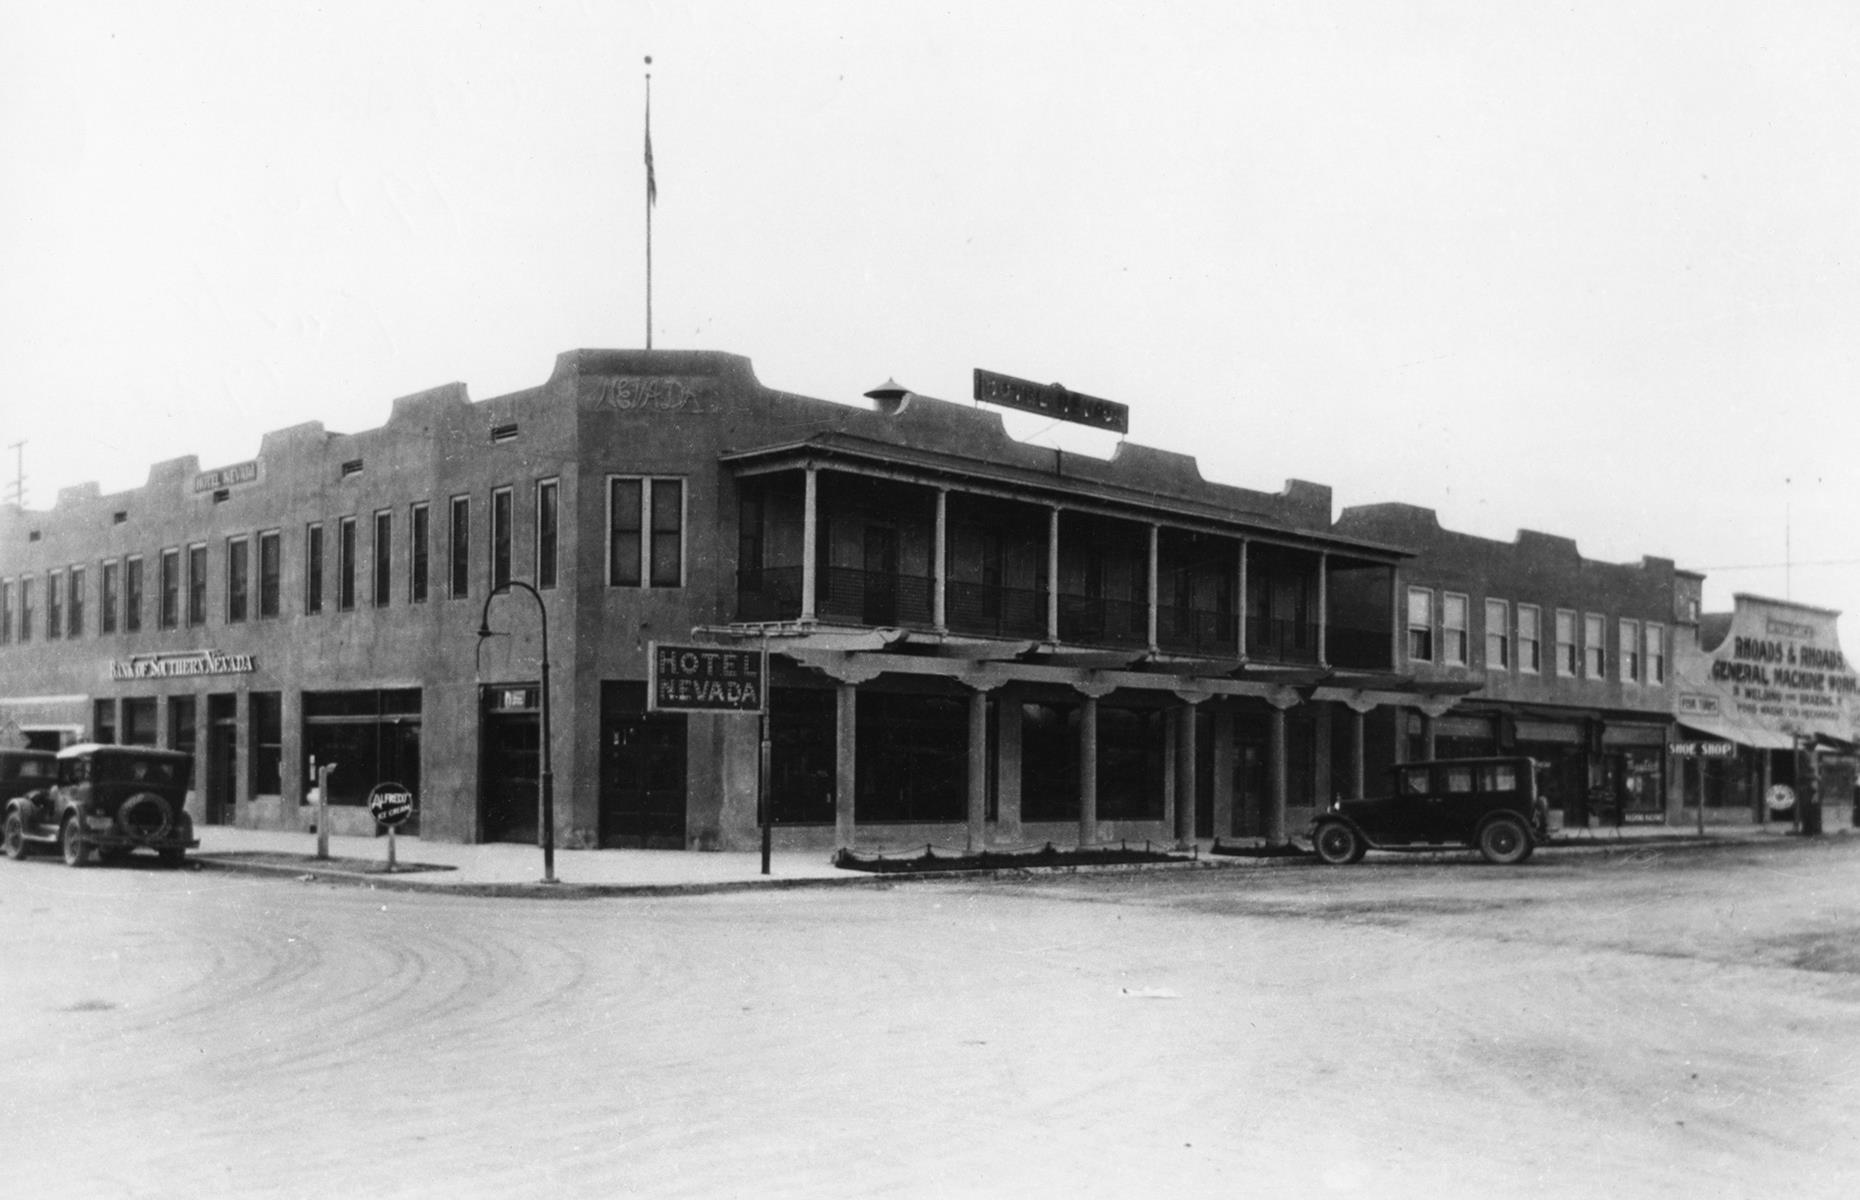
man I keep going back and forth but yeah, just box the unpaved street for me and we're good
[3,839,1857,1199]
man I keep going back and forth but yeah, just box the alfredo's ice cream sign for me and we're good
[110,650,256,681]
[1675,595,1858,743]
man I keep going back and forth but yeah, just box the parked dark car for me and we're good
[2,743,197,867]
[0,747,59,806]
[1311,756,1549,866]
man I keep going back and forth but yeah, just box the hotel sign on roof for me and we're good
[973,369,1129,434]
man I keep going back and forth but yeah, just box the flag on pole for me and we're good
[644,90,657,207]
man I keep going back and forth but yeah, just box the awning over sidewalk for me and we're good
[1678,718,1795,752]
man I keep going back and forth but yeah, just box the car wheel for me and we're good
[3,810,29,860]
[61,816,91,868]
[1478,815,1531,866]
[1313,821,1363,866]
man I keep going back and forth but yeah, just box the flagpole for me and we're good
[644,55,654,350]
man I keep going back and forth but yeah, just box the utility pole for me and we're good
[3,441,24,508]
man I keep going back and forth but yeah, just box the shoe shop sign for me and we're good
[649,642,765,713]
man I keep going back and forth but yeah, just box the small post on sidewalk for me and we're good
[314,759,334,861]
[759,637,772,875]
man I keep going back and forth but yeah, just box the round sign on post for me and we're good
[367,782,415,873]
[1765,783,1796,813]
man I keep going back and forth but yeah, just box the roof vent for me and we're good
[864,378,912,414]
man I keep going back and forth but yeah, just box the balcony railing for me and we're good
[1247,616,1321,664]
[1155,606,1240,657]
[736,566,804,623]
[947,580,1047,639]
[1327,622,1395,671]
[819,566,935,629]
[1057,593,1150,648]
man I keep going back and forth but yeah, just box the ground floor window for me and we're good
[93,699,117,744]
[770,687,835,824]
[1097,706,1166,821]
[123,697,157,745]
[251,692,282,795]
[856,691,967,823]
[1021,702,1079,822]
[303,688,422,807]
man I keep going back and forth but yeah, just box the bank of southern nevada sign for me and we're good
[111,650,256,681]
[649,643,764,713]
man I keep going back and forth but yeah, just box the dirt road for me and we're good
[3,839,1855,1198]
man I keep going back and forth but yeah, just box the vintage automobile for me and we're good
[1310,756,1550,866]
[2,743,198,867]
[0,747,59,808]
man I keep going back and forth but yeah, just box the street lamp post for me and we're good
[477,581,556,884]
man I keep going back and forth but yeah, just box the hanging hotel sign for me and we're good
[193,459,261,493]
[973,369,1129,434]
[110,650,257,681]
[1673,596,1860,743]
[649,643,765,713]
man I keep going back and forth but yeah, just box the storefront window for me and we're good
[856,692,966,823]
[303,689,422,807]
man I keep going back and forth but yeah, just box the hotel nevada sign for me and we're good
[111,650,256,681]
[649,643,765,713]
[973,369,1130,434]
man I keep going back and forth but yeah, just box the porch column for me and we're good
[1351,706,1367,798]
[801,466,819,624]
[1390,568,1402,670]
[1047,506,1061,642]
[1317,551,1329,666]
[933,488,949,633]
[995,692,1023,843]
[1146,523,1160,652]
[1266,703,1289,845]
[1077,687,1108,846]
[1211,706,1235,840]
[1174,696,1203,847]
[834,681,856,849]
[964,679,999,852]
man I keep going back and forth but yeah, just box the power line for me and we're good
[1691,557,1860,571]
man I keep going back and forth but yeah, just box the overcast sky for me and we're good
[5,1,1858,645]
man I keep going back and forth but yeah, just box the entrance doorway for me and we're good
[481,685,540,843]
[206,693,237,825]
[600,682,687,848]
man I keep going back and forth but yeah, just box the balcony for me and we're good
[1155,606,1240,657]
[947,580,1047,639]
[1327,621,1395,671]
[1058,593,1150,648]
[819,566,934,629]
[737,566,804,623]
[1247,615,1321,664]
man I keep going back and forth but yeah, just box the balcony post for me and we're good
[1078,691,1099,846]
[1317,551,1329,666]
[1046,506,1061,642]
[1266,702,1289,845]
[1237,539,1249,658]
[933,488,948,633]
[1146,524,1160,652]
[835,680,857,849]
[801,466,819,624]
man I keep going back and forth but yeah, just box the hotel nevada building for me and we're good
[0,347,1760,851]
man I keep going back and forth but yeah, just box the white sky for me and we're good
[5,1,1858,645]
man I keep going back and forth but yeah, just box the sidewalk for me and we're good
[183,821,1806,899]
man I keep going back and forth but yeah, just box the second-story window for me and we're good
[1406,587,1434,662]
[0,579,11,644]
[187,544,207,626]
[1646,623,1666,685]
[536,479,558,589]
[450,496,471,598]
[410,503,430,603]
[1620,618,1641,682]
[609,477,686,588]
[305,524,325,615]
[1556,609,1577,676]
[125,555,143,632]
[491,487,513,591]
[160,550,181,629]
[67,566,85,638]
[227,537,250,623]
[1442,593,1468,665]
[101,561,119,634]
[47,569,63,639]
[258,530,281,618]
[1583,612,1605,678]
[1518,604,1541,674]
[1485,598,1510,671]
[338,517,357,611]
[373,510,392,608]
[17,578,31,642]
